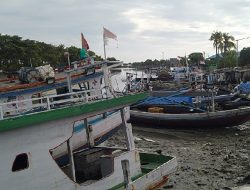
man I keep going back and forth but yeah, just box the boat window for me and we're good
[12,153,29,172]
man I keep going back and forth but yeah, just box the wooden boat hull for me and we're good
[51,109,129,161]
[0,97,177,190]
[130,106,250,128]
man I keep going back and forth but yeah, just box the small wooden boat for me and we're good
[130,106,250,128]
[130,93,250,128]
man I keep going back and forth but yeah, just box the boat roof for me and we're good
[0,72,103,98]
[134,96,193,106]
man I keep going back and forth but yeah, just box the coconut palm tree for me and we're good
[222,33,236,53]
[218,41,224,55]
[209,31,223,57]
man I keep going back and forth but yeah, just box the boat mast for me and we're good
[103,28,107,60]
[102,30,109,96]
[207,74,215,112]
[185,54,189,80]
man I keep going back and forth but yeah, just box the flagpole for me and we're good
[103,28,107,60]
[185,53,189,80]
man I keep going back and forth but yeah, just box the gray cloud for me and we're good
[0,0,250,62]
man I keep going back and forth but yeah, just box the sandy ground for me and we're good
[106,121,250,190]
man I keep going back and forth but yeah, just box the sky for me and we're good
[1,0,250,62]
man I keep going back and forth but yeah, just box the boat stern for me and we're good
[132,153,177,190]
[111,152,177,190]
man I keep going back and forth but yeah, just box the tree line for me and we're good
[0,33,249,72]
[132,31,250,69]
[0,34,105,71]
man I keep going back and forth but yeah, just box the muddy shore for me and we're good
[106,122,250,190]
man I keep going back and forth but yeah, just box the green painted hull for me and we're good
[0,93,148,133]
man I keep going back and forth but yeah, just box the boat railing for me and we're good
[0,89,105,120]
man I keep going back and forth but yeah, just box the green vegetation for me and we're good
[188,52,204,65]
[1,33,248,71]
[218,50,237,68]
[0,34,104,71]
[207,31,250,69]
[239,47,250,67]
[131,59,170,68]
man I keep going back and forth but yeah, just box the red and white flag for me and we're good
[103,27,117,40]
[81,33,89,50]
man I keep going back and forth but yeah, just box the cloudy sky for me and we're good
[1,0,250,62]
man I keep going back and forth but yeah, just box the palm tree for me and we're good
[209,31,223,57]
[222,33,236,53]
[218,41,224,55]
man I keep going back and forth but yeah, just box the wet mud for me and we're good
[106,122,250,190]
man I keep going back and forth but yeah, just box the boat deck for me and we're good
[140,153,173,173]
[0,70,102,97]
[111,153,176,190]
[0,92,148,132]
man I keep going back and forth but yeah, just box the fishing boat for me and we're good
[0,93,177,190]
[0,57,177,189]
[130,95,250,128]
[0,60,110,112]
[0,59,136,153]
[131,106,250,128]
